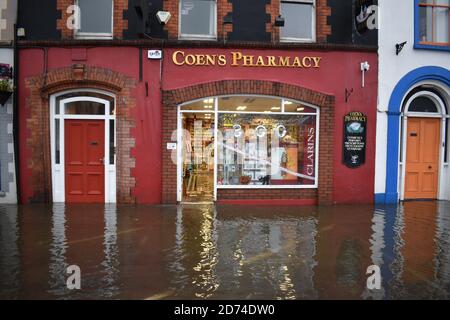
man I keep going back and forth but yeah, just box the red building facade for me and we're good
[17,0,378,205]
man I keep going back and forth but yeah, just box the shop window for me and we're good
[416,0,450,50]
[280,0,315,42]
[56,92,115,114]
[179,0,217,40]
[75,0,113,39]
[408,96,439,113]
[180,96,319,188]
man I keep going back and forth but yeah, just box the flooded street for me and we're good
[1,202,450,300]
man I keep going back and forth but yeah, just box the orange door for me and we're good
[405,118,440,199]
[65,120,105,203]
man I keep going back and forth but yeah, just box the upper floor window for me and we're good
[75,0,114,39]
[416,0,450,50]
[179,0,217,40]
[280,0,316,42]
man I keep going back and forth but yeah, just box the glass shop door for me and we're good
[180,112,215,203]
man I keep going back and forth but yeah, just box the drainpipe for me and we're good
[12,20,20,204]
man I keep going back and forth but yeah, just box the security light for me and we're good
[275,15,285,27]
[223,13,233,25]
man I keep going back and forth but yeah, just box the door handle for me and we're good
[99,158,104,164]
[428,166,432,169]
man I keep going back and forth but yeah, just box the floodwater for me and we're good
[0,201,449,300]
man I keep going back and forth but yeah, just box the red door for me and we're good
[65,120,105,203]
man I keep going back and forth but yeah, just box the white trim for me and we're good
[50,90,116,203]
[279,0,316,43]
[399,90,447,201]
[74,0,114,40]
[177,108,183,202]
[178,0,217,41]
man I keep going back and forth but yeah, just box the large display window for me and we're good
[179,95,319,196]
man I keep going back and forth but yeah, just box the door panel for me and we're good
[65,120,105,203]
[405,118,440,199]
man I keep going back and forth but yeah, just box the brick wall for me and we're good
[162,80,335,205]
[24,64,137,203]
[316,0,332,42]
[57,0,128,39]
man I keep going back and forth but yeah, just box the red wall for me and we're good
[18,47,377,204]
[18,47,163,204]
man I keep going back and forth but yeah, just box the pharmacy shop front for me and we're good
[161,48,378,205]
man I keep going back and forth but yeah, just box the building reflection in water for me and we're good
[1,201,450,299]
[168,205,319,299]
[0,205,20,299]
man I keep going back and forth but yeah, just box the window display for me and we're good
[217,113,317,187]
[179,95,319,194]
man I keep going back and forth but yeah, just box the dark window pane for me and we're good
[217,113,317,186]
[78,0,113,34]
[281,2,313,40]
[55,119,60,164]
[409,96,438,113]
[110,120,115,165]
[180,0,216,37]
[65,101,105,115]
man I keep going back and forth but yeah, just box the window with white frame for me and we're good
[180,96,320,188]
[417,0,450,47]
[76,0,114,39]
[280,0,315,42]
[179,0,217,39]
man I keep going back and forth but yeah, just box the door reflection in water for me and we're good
[0,202,450,299]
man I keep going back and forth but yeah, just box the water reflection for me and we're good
[0,201,449,299]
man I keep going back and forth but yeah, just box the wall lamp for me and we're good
[274,15,285,27]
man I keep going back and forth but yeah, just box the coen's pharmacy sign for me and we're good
[172,51,322,68]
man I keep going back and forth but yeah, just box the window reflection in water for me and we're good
[0,205,20,299]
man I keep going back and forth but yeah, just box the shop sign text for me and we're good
[172,51,322,69]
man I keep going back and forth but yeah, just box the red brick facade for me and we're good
[162,80,335,205]
[57,0,128,39]
[164,0,330,42]
[24,64,136,203]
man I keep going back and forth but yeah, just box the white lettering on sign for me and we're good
[306,127,315,176]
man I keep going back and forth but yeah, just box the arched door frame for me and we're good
[399,90,448,200]
[50,89,117,203]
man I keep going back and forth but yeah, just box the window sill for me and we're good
[178,36,217,41]
[414,42,450,52]
[280,38,315,44]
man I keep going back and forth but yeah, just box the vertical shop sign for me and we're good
[343,112,367,168]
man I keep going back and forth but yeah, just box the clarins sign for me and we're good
[172,51,322,68]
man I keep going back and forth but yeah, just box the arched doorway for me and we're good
[50,89,117,203]
[400,89,448,200]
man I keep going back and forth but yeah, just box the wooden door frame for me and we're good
[50,89,117,203]
[400,90,447,201]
